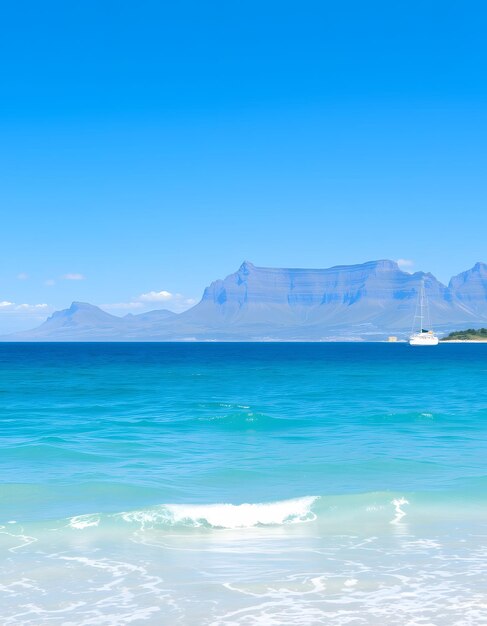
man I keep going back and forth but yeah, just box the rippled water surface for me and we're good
[1,342,486,624]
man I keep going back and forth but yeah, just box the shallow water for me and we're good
[1,342,486,624]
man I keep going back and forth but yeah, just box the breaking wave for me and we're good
[64,493,421,531]
[66,496,320,530]
[118,496,319,529]
[63,488,487,534]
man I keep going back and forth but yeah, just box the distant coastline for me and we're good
[441,339,487,343]
[441,328,487,342]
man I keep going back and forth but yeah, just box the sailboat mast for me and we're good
[419,281,424,331]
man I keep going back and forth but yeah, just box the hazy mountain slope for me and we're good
[449,262,487,317]
[122,309,177,337]
[11,302,125,340]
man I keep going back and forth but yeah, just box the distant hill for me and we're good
[441,328,487,341]
[6,302,177,341]
[3,260,487,341]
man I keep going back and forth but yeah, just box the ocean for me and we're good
[1,342,486,625]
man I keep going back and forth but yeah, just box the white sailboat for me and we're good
[409,280,439,346]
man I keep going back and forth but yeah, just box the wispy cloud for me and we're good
[62,273,85,280]
[17,303,50,310]
[396,259,414,271]
[0,301,50,312]
[45,279,56,286]
[17,273,29,280]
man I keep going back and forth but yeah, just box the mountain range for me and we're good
[4,260,487,341]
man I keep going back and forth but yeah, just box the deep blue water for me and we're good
[1,342,486,519]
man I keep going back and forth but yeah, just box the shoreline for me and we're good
[441,339,487,343]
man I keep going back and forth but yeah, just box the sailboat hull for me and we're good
[409,333,439,346]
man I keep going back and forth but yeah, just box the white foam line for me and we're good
[349,536,378,549]
[223,573,327,600]
[0,525,38,553]
[0,578,44,595]
[58,556,146,576]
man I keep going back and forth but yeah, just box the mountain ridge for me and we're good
[3,260,487,341]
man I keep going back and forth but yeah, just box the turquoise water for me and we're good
[1,343,487,624]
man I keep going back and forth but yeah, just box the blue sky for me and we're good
[1,1,486,331]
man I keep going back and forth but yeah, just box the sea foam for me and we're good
[120,496,319,529]
[68,513,100,530]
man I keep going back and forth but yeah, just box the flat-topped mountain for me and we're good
[179,260,474,334]
[4,260,487,341]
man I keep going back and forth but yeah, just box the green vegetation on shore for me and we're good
[442,328,487,341]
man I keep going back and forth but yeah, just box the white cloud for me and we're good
[17,273,29,280]
[45,279,56,286]
[62,273,85,280]
[139,290,174,302]
[396,259,414,271]
[138,290,197,311]
[0,301,14,308]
